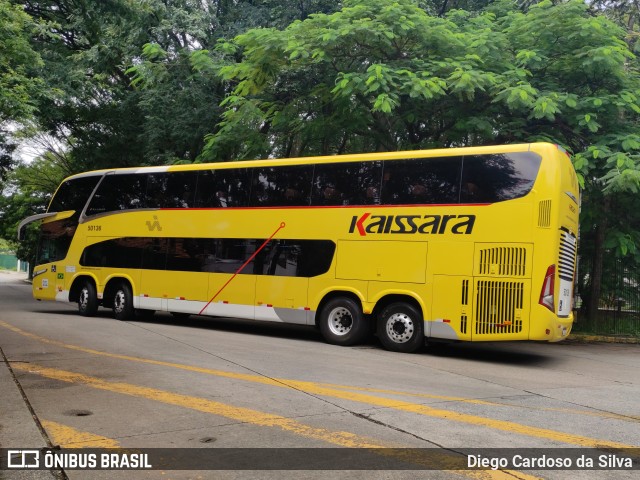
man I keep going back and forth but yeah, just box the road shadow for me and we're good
[30,307,554,364]
[423,341,554,366]
[130,310,330,345]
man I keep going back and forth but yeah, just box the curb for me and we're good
[567,333,640,344]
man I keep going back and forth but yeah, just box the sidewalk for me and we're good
[567,333,640,344]
[0,348,57,479]
[0,270,57,478]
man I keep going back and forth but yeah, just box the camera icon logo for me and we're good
[7,450,40,468]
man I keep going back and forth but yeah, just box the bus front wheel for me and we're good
[78,280,98,317]
[319,297,368,346]
[377,303,424,353]
[113,282,135,321]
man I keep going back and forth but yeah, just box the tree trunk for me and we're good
[586,196,610,324]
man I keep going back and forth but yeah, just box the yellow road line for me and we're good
[2,320,637,450]
[2,320,635,424]
[41,420,121,448]
[320,384,640,423]
[13,362,531,479]
[275,380,637,449]
[13,362,385,449]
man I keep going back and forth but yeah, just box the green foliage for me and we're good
[0,154,64,264]
[0,0,45,124]
[201,0,640,164]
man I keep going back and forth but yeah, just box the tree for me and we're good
[0,152,68,274]
[0,0,46,185]
[0,0,43,124]
[19,0,343,168]
[199,0,640,324]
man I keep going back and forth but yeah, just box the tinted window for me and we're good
[79,237,335,277]
[460,152,542,203]
[36,219,77,264]
[49,176,101,213]
[311,161,383,206]
[381,157,461,205]
[141,238,169,270]
[220,239,335,277]
[195,169,251,208]
[262,241,299,276]
[167,238,209,272]
[86,174,147,215]
[146,171,198,208]
[206,239,256,273]
[80,237,144,269]
[251,165,313,207]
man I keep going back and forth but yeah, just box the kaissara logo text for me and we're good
[349,213,476,236]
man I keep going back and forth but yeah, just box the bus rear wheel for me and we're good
[319,297,368,346]
[377,302,424,353]
[78,280,98,317]
[113,282,135,321]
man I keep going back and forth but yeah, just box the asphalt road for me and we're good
[0,271,639,480]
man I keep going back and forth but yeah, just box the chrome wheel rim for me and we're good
[385,313,414,344]
[114,290,126,314]
[79,288,89,310]
[327,307,353,336]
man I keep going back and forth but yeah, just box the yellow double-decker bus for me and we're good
[18,142,579,353]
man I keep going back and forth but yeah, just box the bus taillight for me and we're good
[539,265,556,312]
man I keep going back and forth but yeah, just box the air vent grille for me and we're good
[478,247,527,277]
[475,280,524,335]
[538,200,552,228]
[559,230,577,282]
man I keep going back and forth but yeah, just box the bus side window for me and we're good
[195,169,250,208]
[167,172,198,208]
[297,240,336,277]
[146,172,198,208]
[460,153,542,203]
[251,165,312,207]
[354,161,383,205]
[80,237,145,269]
[311,161,382,206]
[167,238,206,272]
[141,238,169,270]
[311,164,344,206]
[381,157,461,205]
[86,174,147,215]
[145,173,168,208]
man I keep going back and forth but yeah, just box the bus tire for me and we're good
[78,280,99,317]
[319,297,368,346]
[377,302,424,353]
[113,282,135,321]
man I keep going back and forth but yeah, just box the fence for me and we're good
[0,253,28,272]
[574,257,640,337]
